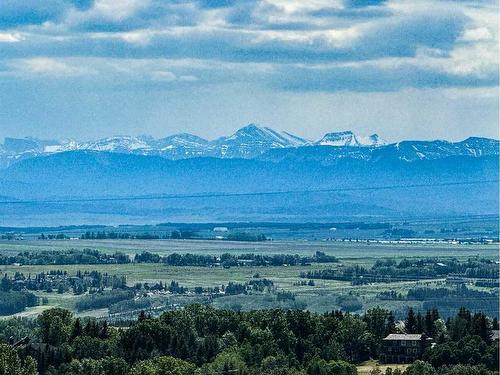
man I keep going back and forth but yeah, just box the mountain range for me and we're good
[0,124,497,225]
[1,124,498,170]
[0,124,387,168]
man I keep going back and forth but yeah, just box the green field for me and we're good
[1,237,496,258]
[0,239,498,320]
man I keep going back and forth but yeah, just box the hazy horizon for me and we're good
[1,120,499,145]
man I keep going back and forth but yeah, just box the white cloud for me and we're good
[251,26,361,49]
[178,75,198,82]
[4,57,203,82]
[267,0,340,14]
[9,58,93,76]
[151,70,177,81]
[117,30,154,45]
[441,87,498,99]
[0,32,24,43]
[91,0,151,21]
[462,27,493,42]
[64,0,152,29]
[151,71,199,82]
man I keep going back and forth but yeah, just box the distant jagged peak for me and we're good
[358,133,387,147]
[158,132,209,144]
[316,131,387,147]
[217,123,309,147]
[81,135,152,151]
[316,131,359,146]
[0,127,497,170]
[227,123,280,140]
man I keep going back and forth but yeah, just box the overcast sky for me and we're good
[0,0,498,142]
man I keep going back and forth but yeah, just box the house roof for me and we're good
[383,334,424,341]
[492,330,500,341]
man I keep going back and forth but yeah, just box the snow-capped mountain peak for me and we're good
[43,140,80,153]
[225,124,308,146]
[316,131,386,147]
[211,124,309,158]
[157,133,208,147]
[357,133,387,147]
[1,126,496,170]
[155,133,209,157]
[81,136,152,152]
[316,131,360,146]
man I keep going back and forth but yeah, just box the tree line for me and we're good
[136,250,338,267]
[0,249,130,266]
[301,257,499,284]
[0,306,496,375]
[0,249,338,267]
[1,270,127,295]
[77,230,267,241]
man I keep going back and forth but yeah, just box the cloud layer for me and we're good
[0,0,498,141]
[0,0,497,91]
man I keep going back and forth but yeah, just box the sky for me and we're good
[0,0,498,142]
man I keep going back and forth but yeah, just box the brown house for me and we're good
[380,333,432,364]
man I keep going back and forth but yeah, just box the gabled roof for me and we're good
[383,334,424,341]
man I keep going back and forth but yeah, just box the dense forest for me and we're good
[0,306,497,375]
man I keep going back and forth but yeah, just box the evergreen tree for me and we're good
[100,320,109,339]
[71,318,83,342]
[386,312,396,335]
[424,310,434,336]
[416,312,424,333]
[405,308,417,334]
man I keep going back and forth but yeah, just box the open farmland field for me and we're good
[0,237,497,259]
[1,238,498,320]
[0,261,438,317]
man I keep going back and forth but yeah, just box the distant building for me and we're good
[380,333,432,364]
[213,227,229,232]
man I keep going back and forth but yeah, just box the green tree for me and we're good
[130,356,200,375]
[307,357,357,375]
[405,308,417,334]
[71,336,111,360]
[260,355,294,375]
[71,318,83,342]
[98,357,129,375]
[386,313,396,335]
[334,314,371,362]
[38,308,73,346]
[58,357,128,375]
[0,343,37,375]
[203,350,247,375]
[403,360,437,375]
[442,364,494,375]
